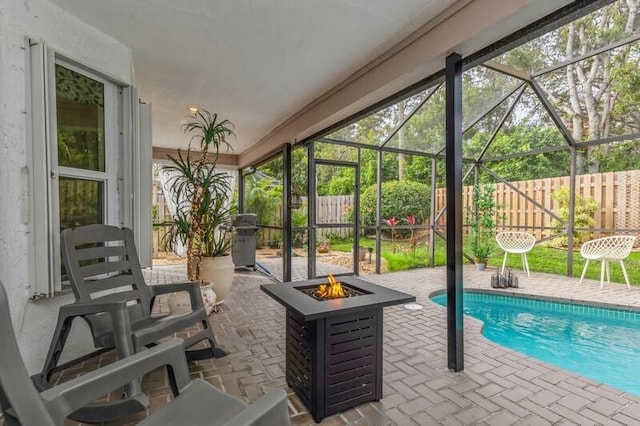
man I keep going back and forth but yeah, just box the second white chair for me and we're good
[579,235,636,289]
[496,232,536,277]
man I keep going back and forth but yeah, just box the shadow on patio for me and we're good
[59,264,640,425]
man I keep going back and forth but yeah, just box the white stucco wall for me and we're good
[0,0,133,373]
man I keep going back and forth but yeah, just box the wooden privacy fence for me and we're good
[315,195,354,236]
[260,195,355,245]
[434,169,640,240]
[152,169,640,253]
[152,189,356,252]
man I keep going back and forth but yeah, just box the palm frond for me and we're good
[159,108,235,280]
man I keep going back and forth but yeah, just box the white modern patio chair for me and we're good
[495,232,536,277]
[579,235,636,289]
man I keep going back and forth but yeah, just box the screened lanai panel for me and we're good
[483,151,571,184]
[536,41,640,143]
[314,142,358,161]
[493,0,640,75]
[326,90,430,146]
[325,107,394,145]
[483,87,567,160]
[472,165,568,241]
[292,146,308,224]
[384,85,446,153]
[588,138,640,172]
[399,89,431,117]
[244,159,283,229]
[462,89,523,159]
[462,67,522,130]
[460,162,476,186]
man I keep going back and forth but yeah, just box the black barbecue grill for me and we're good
[229,213,259,269]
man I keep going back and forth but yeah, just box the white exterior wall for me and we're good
[0,0,133,372]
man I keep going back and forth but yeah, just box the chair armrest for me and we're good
[150,280,200,295]
[59,300,139,360]
[41,339,191,423]
[59,300,128,318]
[151,281,204,309]
[223,389,290,426]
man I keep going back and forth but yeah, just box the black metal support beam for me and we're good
[476,86,526,162]
[375,150,382,274]
[354,148,361,276]
[238,168,245,213]
[283,143,292,283]
[463,83,525,133]
[380,146,436,158]
[529,79,576,146]
[481,143,569,163]
[567,146,577,277]
[481,166,563,223]
[308,142,316,279]
[445,52,464,372]
[317,137,367,149]
[534,31,640,77]
[429,157,437,267]
[380,84,441,149]
[483,61,531,82]
[464,0,617,69]
[577,132,640,148]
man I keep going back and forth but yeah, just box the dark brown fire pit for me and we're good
[261,276,415,423]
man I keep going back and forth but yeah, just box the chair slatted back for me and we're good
[61,225,153,321]
[496,232,536,251]
[0,281,55,425]
[581,236,637,259]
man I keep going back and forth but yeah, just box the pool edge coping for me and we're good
[428,288,640,314]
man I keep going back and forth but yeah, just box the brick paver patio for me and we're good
[56,264,640,425]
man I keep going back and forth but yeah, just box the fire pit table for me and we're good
[261,276,415,422]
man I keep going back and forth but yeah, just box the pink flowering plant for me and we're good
[405,215,418,255]
[386,217,399,253]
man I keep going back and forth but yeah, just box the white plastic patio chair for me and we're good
[0,279,290,426]
[495,232,536,277]
[579,235,636,289]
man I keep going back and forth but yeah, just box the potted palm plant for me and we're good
[163,109,235,308]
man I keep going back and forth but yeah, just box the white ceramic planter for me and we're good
[201,255,235,305]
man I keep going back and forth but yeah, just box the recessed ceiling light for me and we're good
[187,106,199,113]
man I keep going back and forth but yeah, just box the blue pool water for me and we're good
[431,292,640,396]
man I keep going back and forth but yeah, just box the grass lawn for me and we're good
[328,236,640,285]
[488,245,640,285]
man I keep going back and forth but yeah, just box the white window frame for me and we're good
[51,61,121,293]
[27,40,151,297]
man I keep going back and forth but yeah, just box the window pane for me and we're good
[56,65,105,171]
[59,177,104,231]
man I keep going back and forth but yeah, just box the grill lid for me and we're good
[232,213,257,227]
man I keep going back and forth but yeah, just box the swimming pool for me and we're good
[430,291,640,396]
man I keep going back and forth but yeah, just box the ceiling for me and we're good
[47,0,459,155]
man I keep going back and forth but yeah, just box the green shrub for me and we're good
[548,187,598,247]
[244,177,282,246]
[465,184,501,262]
[360,180,430,227]
[328,174,355,195]
[292,207,307,247]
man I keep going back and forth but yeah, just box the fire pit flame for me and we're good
[316,275,345,299]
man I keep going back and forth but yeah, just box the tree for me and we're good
[471,125,570,181]
[360,180,430,227]
[548,187,599,246]
[163,110,233,281]
[531,0,640,172]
